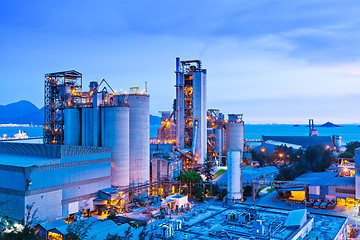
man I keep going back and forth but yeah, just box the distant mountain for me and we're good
[318,121,342,127]
[0,100,162,126]
[0,100,43,125]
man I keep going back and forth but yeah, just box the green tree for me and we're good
[202,155,213,181]
[177,171,202,183]
[305,145,334,172]
[193,185,204,202]
[1,202,40,240]
[344,141,360,155]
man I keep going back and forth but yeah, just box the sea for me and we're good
[1,124,360,147]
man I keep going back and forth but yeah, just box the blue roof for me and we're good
[0,153,58,167]
[326,176,355,186]
[294,172,339,186]
[38,219,67,231]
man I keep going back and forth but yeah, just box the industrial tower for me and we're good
[175,57,207,165]
[43,70,82,144]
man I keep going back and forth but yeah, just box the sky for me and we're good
[1,0,360,124]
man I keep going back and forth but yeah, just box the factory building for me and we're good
[175,57,207,165]
[0,142,112,223]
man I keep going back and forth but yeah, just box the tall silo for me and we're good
[226,114,244,202]
[226,114,244,152]
[116,94,150,184]
[215,128,223,155]
[101,106,130,187]
[227,150,242,200]
[64,108,81,146]
[82,107,94,146]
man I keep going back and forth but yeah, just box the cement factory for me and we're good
[0,58,356,239]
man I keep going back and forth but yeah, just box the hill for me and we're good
[0,100,162,126]
[318,121,342,127]
[0,100,43,125]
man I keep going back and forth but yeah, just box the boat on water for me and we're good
[0,130,29,140]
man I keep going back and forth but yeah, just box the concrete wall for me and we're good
[327,185,355,199]
[25,190,62,223]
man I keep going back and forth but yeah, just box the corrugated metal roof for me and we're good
[38,219,67,231]
[326,176,355,186]
[294,172,339,186]
[0,153,58,167]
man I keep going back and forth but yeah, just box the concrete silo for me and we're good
[82,107,94,146]
[226,114,244,202]
[64,108,81,146]
[116,94,150,184]
[101,106,130,187]
[227,150,242,200]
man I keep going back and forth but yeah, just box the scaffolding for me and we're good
[43,70,82,144]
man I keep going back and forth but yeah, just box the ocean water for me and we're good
[1,124,359,146]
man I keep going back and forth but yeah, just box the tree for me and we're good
[344,141,360,155]
[305,145,334,172]
[193,185,204,202]
[202,155,213,181]
[1,202,40,240]
[177,171,202,183]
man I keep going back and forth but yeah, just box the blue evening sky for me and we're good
[1,0,360,124]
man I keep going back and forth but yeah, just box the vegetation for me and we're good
[177,171,202,183]
[213,169,227,179]
[202,155,213,181]
[275,145,335,181]
[1,203,40,240]
[338,141,360,158]
[193,185,205,202]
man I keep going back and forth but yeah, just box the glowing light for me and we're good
[260,148,265,152]
[279,153,283,158]
[326,145,330,149]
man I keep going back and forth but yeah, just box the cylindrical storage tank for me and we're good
[215,128,222,155]
[116,94,150,184]
[64,108,81,146]
[101,106,130,187]
[226,121,244,152]
[227,150,242,200]
[82,107,94,146]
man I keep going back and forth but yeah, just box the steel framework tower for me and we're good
[175,57,207,165]
[43,70,82,144]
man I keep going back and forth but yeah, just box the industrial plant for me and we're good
[0,58,357,239]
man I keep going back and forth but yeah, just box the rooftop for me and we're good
[294,172,339,186]
[0,153,58,167]
[326,176,355,186]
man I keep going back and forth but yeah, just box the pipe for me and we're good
[192,118,199,155]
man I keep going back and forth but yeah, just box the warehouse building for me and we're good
[0,142,112,223]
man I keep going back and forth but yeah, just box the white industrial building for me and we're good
[0,142,112,223]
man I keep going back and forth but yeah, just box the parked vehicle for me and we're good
[313,199,322,209]
[306,199,315,207]
[327,200,336,209]
[320,199,329,209]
